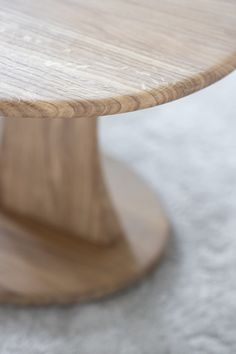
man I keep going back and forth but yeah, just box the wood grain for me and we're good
[0,0,234,304]
[0,0,235,119]
[0,117,121,244]
[0,157,169,304]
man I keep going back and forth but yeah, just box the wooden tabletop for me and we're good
[0,0,236,119]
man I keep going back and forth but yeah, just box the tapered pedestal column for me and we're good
[0,117,120,245]
[0,117,169,304]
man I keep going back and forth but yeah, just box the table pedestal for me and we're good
[0,117,169,304]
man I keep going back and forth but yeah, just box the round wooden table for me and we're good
[0,0,235,304]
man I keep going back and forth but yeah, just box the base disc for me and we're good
[0,157,169,304]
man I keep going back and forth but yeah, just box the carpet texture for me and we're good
[0,71,236,354]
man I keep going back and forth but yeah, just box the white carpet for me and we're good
[0,71,236,354]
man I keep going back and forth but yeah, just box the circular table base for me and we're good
[0,157,169,305]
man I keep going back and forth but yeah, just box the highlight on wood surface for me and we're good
[0,0,235,119]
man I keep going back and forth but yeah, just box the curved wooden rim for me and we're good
[0,54,235,119]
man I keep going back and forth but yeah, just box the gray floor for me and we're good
[0,71,236,354]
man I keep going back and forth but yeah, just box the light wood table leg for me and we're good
[0,117,169,305]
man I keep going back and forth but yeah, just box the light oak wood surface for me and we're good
[0,0,235,119]
[0,0,235,304]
